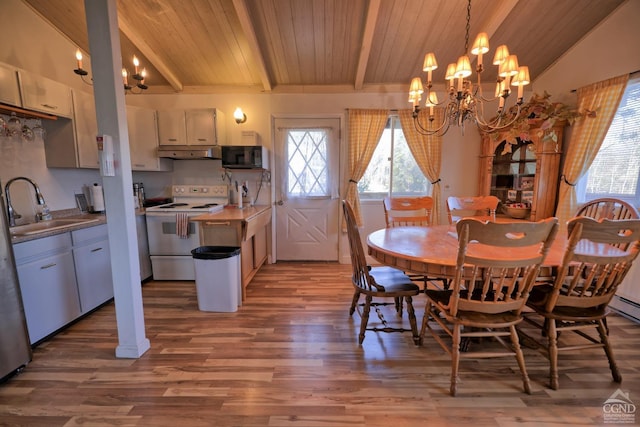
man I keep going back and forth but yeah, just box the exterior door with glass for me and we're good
[274,118,341,261]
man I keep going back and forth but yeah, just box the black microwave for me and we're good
[221,145,269,169]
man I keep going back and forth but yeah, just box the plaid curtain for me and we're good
[398,108,444,225]
[345,109,389,227]
[555,74,629,229]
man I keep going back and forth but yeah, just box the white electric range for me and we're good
[146,184,228,280]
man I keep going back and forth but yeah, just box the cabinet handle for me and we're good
[91,247,103,253]
[168,138,178,142]
[40,263,57,270]
[41,103,58,110]
[134,164,145,168]
[197,138,207,142]
[205,221,231,226]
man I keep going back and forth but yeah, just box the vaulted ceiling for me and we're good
[22,0,626,94]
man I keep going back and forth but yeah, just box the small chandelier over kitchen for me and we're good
[408,0,530,136]
[73,49,149,94]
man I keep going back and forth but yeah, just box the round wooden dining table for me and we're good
[367,225,568,279]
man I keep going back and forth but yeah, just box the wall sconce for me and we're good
[234,107,247,124]
[73,49,149,94]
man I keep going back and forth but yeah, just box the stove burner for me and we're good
[164,203,189,208]
[191,203,219,209]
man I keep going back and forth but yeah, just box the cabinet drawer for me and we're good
[72,224,108,245]
[13,233,72,263]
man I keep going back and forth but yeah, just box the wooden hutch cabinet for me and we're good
[478,120,566,221]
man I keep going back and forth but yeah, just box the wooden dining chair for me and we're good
[420,217,559,396]
[521,216,640,390]
[383,196,433,227]
[576,198,639,221]
[342,200,420,345]
[576,198,639,250]
[447,195,500,224]
[383,195,448,300]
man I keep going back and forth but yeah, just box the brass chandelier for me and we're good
[408,0,530,136]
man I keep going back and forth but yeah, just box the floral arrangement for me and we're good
[485,91,585,149]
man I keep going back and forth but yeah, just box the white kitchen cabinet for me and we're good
[17,69,72,118]
[13,233,81,344]
[43,89,98,169]
[157,110,186,145]
[127,106,172,171]
[72,224,113,314]
[136,214,152,281]
[0,62,21,107]
[73,90,99,168]
[157,108,226,146]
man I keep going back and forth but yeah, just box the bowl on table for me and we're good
[504,204,531,219]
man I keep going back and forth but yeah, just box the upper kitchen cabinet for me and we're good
[17,70,72,118]
[157,108,227,146]
[0,62,21,107]
[43,89,98,169]
[72,90,99,168]
[127,106,172,172]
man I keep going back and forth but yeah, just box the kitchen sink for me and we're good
[10,218,100,236]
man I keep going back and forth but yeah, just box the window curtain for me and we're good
[398,108,444,225]
[345,108,389,226]
[555,74,629,228]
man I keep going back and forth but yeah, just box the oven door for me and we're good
[146,212,201,255]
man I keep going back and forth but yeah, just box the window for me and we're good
[358,115,430,199]
[577,77,640,206]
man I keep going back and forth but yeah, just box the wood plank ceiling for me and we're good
[22,0,626,94]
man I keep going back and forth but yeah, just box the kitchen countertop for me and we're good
[10,211,108,244]
[8,207,149,244]
[191,205,271,222]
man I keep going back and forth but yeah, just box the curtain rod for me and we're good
[570,70,640,93]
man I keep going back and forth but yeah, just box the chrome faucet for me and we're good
[4,177,51,227]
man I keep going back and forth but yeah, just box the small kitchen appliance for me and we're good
[145,184,228,280]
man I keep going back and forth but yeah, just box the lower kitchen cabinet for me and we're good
[197,206,272,301]
[72,224,114,314]
[13,224,116,345]
[13,233,82,344]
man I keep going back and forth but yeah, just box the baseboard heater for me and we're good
[610,295,640,324]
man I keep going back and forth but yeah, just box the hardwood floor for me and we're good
[1,262,639,426]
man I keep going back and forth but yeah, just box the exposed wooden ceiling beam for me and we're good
[477,0,519,40]
[354,0,381,90]
[118,14,184,92]
[232,0,272,93]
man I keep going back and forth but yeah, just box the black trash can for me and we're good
[191,246,241,312]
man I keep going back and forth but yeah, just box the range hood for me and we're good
[157,145,222,160]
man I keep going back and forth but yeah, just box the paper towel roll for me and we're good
[91,183,105,212]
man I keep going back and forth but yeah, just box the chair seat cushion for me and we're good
[369,266,420,293]
[425,289,521,324]
[527,284,608,320]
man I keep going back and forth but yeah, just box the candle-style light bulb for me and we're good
[75,49,83,69]
[122,68,128,86]
[133,55,140,75]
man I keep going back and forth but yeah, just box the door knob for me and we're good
[276,200,284,206]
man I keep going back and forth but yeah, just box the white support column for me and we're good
[83,0,150,358]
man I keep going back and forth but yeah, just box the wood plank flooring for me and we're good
[1,262,640,426]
